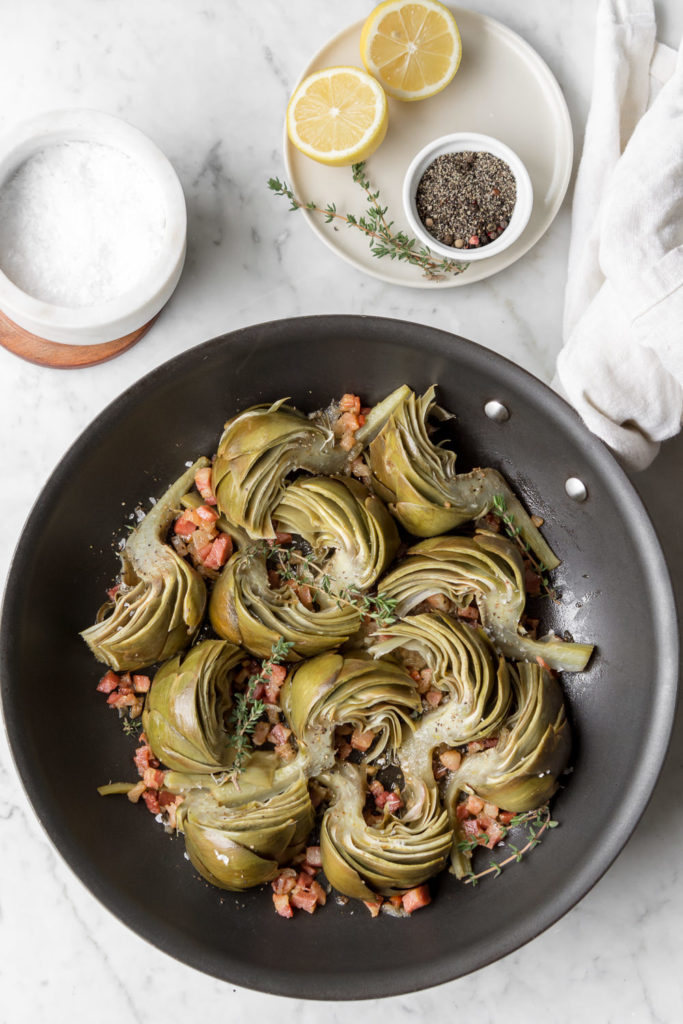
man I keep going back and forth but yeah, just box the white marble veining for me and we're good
[1,1,682,1021]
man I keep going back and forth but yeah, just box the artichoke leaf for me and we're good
[184,821,279,890]
[320,817,377,901]
[178,769,314,891]
[368,386,559,569]
[369,614,512,785]
[380,533,594,673]
[222,820,299,860]
[209,546,360,658]
[142,639,244,774]
[273,475,399,590]
[281,652,421,775]
[353,385,413,446]
[163,751,281,799]
[320,763,452,898]
[80,459,208,671]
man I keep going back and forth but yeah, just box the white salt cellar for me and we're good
[0,109,186,349]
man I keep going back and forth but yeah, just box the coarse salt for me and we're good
[0,140,165,308]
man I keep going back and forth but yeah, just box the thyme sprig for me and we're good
[339,585,398,630]
[268,163,468,282]
[228,636,295,784]
[459,806,558,886]
[491,494,558,602]
[122,716,143,737]
[263,540,398,628]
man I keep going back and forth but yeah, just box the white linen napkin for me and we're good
[555,0,683,470]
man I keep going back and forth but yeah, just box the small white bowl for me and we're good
[0,109,186,345]
[402,132,533,262]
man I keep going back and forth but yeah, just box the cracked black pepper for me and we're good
[415,151,516,250]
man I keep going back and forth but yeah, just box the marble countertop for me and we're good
[1,1,682,1021]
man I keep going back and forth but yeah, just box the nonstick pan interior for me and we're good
[1,315,677,998]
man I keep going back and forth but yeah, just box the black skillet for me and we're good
[1,315,678,998]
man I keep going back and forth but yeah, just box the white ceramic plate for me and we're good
[283,7,573,289]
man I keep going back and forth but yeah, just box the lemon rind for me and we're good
[360,0,462,102]
[286,66,389,167]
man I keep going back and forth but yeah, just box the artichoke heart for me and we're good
[273,475,399,590]
[209,545,361,658]
[380,533,594,673]
[369,386,559,569]
[212,387,411,539]
[280,651,422,775]
[320,762,453,899]
[142,638,245,773]
[445,661,570,876]
[370,614,512,780]
[178,768,314,891]
[80,460,208,671]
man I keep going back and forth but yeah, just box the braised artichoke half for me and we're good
[368,386,559,569]
[81,460,208,671]
[370,614,511,779]
[142,639,244,773]
[280,652,422,774]
[273,475,399,589]
[380,533,594,672]
[209,545,361,658]
[212,386,411,538]
[319,763,453,899]
[445,661,570,876]
[178,767,314,891]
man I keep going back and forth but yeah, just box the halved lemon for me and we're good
[360,0,462,102]
[286,66,389,166]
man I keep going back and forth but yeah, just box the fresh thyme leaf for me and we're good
[490,493,558,601]
[271,637,295,664]
[227,636,295,783]
[457,838,479,853]
[242,698,266,732]
[268,165,468,282]
[268,543,397,626]
[462,805,556,885]
[122,717,143,736]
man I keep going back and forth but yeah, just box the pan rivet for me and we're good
[565,477,588,502]
[484,400,510,422]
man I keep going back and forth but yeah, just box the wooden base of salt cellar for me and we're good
[0,308,155,368]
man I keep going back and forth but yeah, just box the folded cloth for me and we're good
[555,0,683,470]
